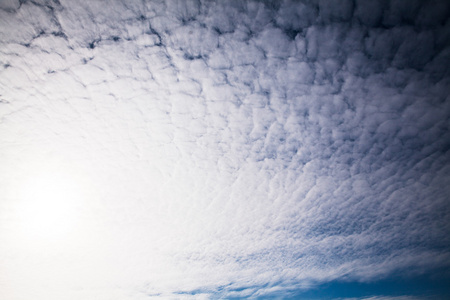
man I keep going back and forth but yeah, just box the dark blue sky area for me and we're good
[285,270,450,299]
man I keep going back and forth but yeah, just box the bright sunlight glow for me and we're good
[16,171,82,240]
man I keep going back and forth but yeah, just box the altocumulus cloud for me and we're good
[0,0,450,299]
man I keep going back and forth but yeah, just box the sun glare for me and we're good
[17,172,82,239]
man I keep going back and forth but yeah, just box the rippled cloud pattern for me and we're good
[1,0,450,299]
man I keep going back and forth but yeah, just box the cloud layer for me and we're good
[1,0,450,299]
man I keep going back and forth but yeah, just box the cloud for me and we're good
[1,0,449,299]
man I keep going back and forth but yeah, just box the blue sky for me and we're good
[288,274,450,300]
[0,0,449,299]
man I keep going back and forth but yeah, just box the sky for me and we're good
[0,0,450,299]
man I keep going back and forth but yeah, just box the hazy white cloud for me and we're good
[1,0,449,299]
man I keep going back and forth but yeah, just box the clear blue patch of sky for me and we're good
[222,267,450,299]
[282,269,450,300]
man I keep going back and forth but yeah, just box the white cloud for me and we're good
[1,0,449,299]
